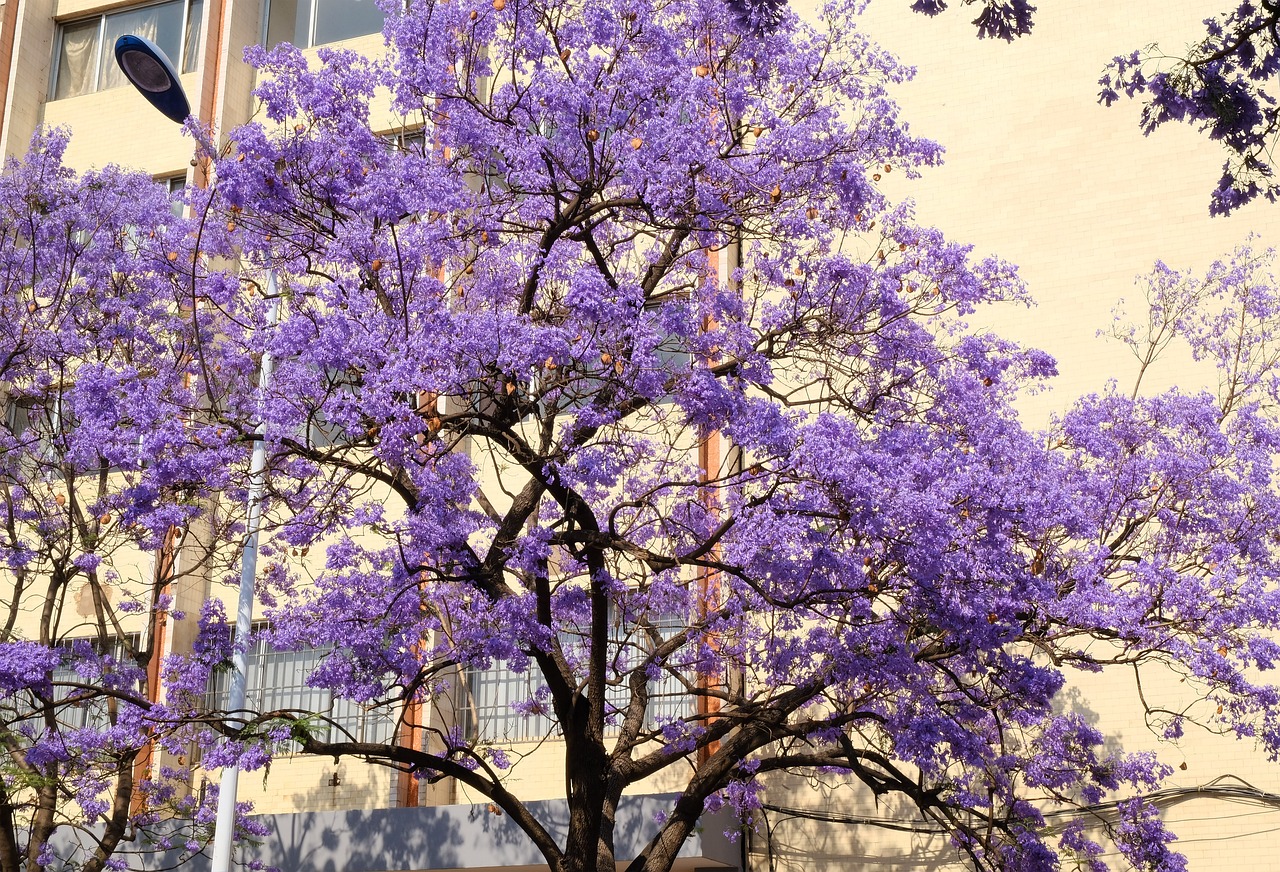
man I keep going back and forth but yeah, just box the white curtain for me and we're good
[182,0,204,73]
[99,2,177,91]
[53,19,99,100]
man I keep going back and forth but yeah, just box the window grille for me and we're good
[465,612,696,742]
[206,629,397,744]
[0,635,143,732]
[51,635,142,730]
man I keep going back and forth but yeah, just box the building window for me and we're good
[206,630,397,744]
[265,0,384,49]
[305,368,361,449]
[384,127,428,157]
[51,0,204,101]
[161,174,187,219]
[3,392,73,472]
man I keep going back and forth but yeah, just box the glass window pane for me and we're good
[182,0,204,73]
[164,175,187,218]
[99,1,185,92]
[266,0,312,48]
[52,20,100,100]
[312,0,383,46]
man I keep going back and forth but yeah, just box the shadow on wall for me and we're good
[753,773,962,872]
[55,793,740,872]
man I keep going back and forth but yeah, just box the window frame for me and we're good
[262,0,386,51]
[160,173,188,219]
[49,0,203,102]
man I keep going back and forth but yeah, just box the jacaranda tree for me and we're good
[6,0,1280,870]
[0,136,244,871]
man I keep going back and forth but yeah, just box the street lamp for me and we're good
[115,35,269,872]
[113,35,190,124]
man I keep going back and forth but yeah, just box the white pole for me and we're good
[209,271,279,872]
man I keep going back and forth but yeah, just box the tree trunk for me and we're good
[0,781,21,872]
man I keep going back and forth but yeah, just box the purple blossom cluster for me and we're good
[1096,5,1280,213]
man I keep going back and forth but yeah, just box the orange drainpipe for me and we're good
[697,249,724,765]
[131,526,180,814]
[192,0,228,186]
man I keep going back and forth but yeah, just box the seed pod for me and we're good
[55,494,65,507]
[492,0,505,9]
[371,258,383,272]
[470,9,477,18]
[752,126,764,137]
[694,64,710,77]
[631,137,643,150]
[587,129,600,142]
[560,48,571,61]
[770,185,781,203]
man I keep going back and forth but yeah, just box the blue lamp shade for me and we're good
[113,34,190,124]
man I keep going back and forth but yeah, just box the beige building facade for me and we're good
[3,0,1280,870]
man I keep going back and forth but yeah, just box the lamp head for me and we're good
[114,35,190,124]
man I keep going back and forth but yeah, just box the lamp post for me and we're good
[115,35,271,872]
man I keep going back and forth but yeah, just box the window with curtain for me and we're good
[265,0,384,49]
[50,0,204,101]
